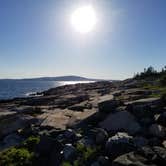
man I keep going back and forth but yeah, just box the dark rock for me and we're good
[149,137,161,146]
[126,98,160,119]
[149,124,166,138]
[152,146,166,166]
[100,111,141,135]
[97,156,110,166]
[0,114,38,138]
[156,112,166,126]
[95,128,108,145]
[98,94,120,113]
[64,129,76,141]
[137,146,166,166]
[133,136,148,148]
[0,133,23,151]
[78,137,95,148]
[105,132,135,158]
[36,136,62,156]
[62,144,77,161]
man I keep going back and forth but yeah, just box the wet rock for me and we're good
[100,111,141,135]
[149,124,166,138]
[95,128,108,145]
[105,132,135,158]
[62,144,77,161]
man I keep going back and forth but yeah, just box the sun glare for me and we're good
[71,5,97,33]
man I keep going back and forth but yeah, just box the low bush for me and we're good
[0,147,34,166]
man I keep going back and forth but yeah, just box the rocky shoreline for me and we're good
[0,79,166,166]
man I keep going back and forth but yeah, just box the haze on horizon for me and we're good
[0,0,166,80]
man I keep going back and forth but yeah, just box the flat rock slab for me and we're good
[125,97,160,105]
[0,110,16,119]
[38,109,96,130]
[98,94,114,103]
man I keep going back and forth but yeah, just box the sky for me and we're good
[0,0,166,80]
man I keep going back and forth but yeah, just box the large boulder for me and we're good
[99,111,141,135]
[149,124,166,138]
[105,132,135,158]
[126,97,160,118]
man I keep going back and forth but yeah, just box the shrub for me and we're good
[75,143,99,165]
[22,136,40,151]
[0,147,34,166]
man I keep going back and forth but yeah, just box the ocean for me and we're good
[0,80,92,100]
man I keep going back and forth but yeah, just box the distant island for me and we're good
[0,75,101,81]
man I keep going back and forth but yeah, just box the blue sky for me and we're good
[0,0,166,79]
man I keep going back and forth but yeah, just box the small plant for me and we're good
[76,143,86,153]
[84,147,97,161]
[61,161,72,166]
[75,143,99,165]
[22,136,40,151]
[0,147,34,166]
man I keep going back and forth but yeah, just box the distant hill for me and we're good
[0,76,101,81]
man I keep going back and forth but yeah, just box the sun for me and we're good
[71,5,97,33]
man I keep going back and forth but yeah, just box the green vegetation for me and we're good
[134,66,166,80]
[0,147,34,166]
[0,136,40,166]
[22,136,40,151]
[73,143,100,165]
[134,66,166,98]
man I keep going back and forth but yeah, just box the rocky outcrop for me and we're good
[0,80,166,166]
